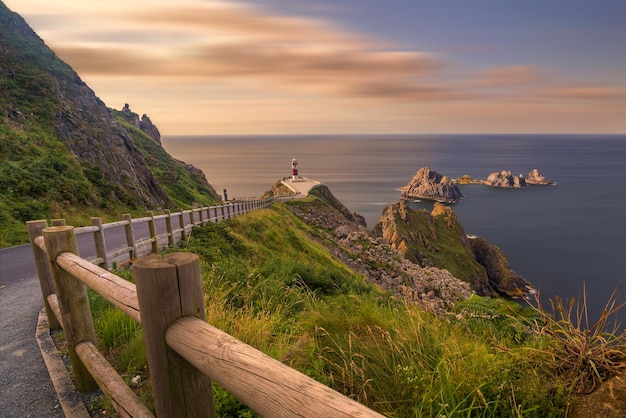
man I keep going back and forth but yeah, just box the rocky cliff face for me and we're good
[400,167,463,203]
[285,192,474,312]
[483,170,526,188]
[468,236,533,297]
[1,4,221,246]
[373,201,532,297]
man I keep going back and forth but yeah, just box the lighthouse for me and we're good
[291,158,299,180]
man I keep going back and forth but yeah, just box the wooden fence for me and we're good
[28,196,384,418]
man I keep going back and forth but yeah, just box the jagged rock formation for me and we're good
[526,168,555,185]
[374,201,496,296]
[372,201,532,297]
[483,170,526,188]
[285,193,473,313]
[119,103,162,145]
[400,167,463,203]
[467,236,533,297]
[309,185,367,227]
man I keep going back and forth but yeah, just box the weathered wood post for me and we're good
[220,205,225,221]
[197,206,203,223]
[147,211,159,254]
[42,226,98,392]
[122,214,137,261]
[27,220,61,330]
[178,208,186,242]
[165,209,174,247]
[91,217,109,269]
[134,253,216,418]
[189,207,196,226]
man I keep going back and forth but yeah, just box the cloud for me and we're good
[543,85,626,101]
[48,1,454,101]
[469,66,543,88]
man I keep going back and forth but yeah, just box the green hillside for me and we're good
[90,198,626,417]
[0,3,219,247]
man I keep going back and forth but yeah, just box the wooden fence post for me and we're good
[27,220,61,330]
[91,217,109,269]
[147,211,159,254]
[42,226,98,392]
[134,253,215,418]
[122,214,137,261]
[178,208,186,242]
[165,209,174,247]
[189,207,196,226]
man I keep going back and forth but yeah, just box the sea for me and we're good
[162,134,626,325]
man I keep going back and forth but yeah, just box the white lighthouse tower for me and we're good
[291,158,299,180]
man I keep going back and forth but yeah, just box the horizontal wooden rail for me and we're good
[56,252,141,323]
[101,220,130,230]
[29,194,308,417]
[166,316,385,418]
[76,341,154,418]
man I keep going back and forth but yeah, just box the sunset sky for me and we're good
[5,0,626,135]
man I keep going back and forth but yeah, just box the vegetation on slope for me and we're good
[87,199,626,417]
[0,4,220,247]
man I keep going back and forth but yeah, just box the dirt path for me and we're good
[0,276,65,417]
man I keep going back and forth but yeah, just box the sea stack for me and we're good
[526,169,555,185]
[483,170,526,188]
[400,167,463,203]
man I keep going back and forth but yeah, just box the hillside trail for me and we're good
[0,275,65,417]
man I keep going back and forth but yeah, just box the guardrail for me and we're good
[27,196,383,417]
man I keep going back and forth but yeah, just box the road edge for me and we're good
[35,308,91,418]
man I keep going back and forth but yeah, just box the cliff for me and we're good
[0,3,219,246]
[400,167,463,203]
[372,201,531,297]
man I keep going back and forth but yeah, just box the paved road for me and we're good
[0,218,168,417]
[0,275,65,417]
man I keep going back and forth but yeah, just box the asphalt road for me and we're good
[0,218,167,416]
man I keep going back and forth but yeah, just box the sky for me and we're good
[4,0,626,135]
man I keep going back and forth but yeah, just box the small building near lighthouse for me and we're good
[281,158,321,196]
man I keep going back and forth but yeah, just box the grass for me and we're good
[80,200,625,417]
[527,284,626,396]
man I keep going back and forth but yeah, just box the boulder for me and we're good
[400,167,464,203]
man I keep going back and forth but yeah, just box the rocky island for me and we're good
[483,170,526,188]
[482,168,555,188]
[525,168,556,185]
[400,167,463,203]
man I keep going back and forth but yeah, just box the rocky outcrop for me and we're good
[309,185,367,227]
[374,201,496,296]
[483,170,526,188]
[286,195,473,313]
[468,236,533,297]
[139,114,162,145]
[400,167,463,203]
[373,201,532,298]
[120,104,162,145]
[526,168,555,185]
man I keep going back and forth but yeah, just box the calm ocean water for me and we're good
[163,134,626,323]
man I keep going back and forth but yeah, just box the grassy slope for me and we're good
[0,4,220,246]
[92,200,578,417]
